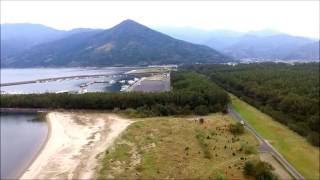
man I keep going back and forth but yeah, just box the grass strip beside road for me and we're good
[230,94,319,179]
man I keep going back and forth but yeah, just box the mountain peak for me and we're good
[109,19,151,35]
[115,19,143,28]
[121,19,138,23]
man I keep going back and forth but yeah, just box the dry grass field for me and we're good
[97,113,259,179]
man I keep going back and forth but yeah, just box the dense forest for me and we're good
[0,71,229,116]
[184,62,319,146]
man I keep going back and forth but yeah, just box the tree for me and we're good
[307,132,320,146]
[194,105,210,115]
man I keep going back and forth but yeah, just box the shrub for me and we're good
[194,105,210,115]
[214,172,226,180]
[124,108,139,117]
[229,122,245,135]
[244,160,278,180]
[244,161,255,175]
[307,132,320,146]
[195,129,212,159]
[241,143,257,154]
[112,107,120,113]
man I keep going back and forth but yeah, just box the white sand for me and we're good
[20,112,132,180]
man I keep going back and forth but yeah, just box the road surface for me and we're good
[228,106,304,180]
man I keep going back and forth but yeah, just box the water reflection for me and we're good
[0,112,48,179]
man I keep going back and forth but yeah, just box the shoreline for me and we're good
[17,113,52,179]
[19,111,132,179]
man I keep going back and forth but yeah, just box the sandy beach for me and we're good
[20,112,132,180]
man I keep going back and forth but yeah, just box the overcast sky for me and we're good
[1,1,319,38]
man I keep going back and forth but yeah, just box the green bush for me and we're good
[307,132,320,146]
[229,122,245,135]
[214,172,226,180]
[195,129,212,159]
[194,105,210,115]
[244,161,255,175]
[241,143,257,154]
[124,108,139,117]
[244,160,278,180]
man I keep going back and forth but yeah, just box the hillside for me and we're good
[285,41,320,60]
[2,20,232,67]
[222,34,318,60]
[157,27,319,61]
[1,24,65,60]
[0,24,102,64]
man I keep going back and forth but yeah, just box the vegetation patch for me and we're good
[230,94,319,179]
[229,122,245,135]
[0,71,229,117]
[97,114,259,179]
[184,63,319,146]
[244,160,278,180]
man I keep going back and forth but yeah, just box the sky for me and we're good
[1,1,319,38]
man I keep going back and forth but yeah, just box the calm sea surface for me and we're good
[0,67,139,94]
[0,112,48,179]
[0,67,140,178]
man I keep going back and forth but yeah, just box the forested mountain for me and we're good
[222,34,318,60]
[0,23,101,63]
[1,24,65,60]
[1,20,232,67]
[285,41,320,60]
[155,27,243,51]
[157,27,319,61]
[184,63,320,146]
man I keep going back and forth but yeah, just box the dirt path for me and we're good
[20,112,132,180]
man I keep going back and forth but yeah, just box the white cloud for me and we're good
[1,1,319,38]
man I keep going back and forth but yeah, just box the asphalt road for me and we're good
[228,106,305,180]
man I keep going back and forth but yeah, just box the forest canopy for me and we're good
[183,62,320,146]
[0,71,229,117]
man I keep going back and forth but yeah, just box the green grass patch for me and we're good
[97,114,259,179]
[230,94,319,179]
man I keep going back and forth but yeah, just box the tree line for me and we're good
[0,71,229,117]
[183,62,319,146]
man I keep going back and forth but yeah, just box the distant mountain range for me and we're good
[1,21,319,68]
[156,27,319,61]
[1,23,100,61]
[1,20,232,67]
